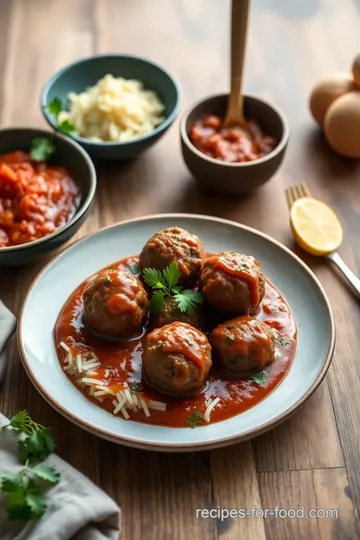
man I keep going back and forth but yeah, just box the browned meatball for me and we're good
[83,269,148,339]
[200,252,265,314]
[151,295,204,330]
[210,316,275,374]
[143,322,212,396]
[139,227,205,284]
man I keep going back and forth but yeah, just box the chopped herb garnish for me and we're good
[30,137,55,162]
[228,333,235,341]
[46,96,76,136]
[280,338,290,347]
[186,411,203,429]
[185,338,194,346]
[103,276,112,284]
[128,381,142,394]
[58,120,76,135]
[251,371,266,385]
[237,265,246,272]
[123,368,131,375]
[47,97,62,117]
[127,262,139,275]
[143,261,204,315]
[156,341,164,349]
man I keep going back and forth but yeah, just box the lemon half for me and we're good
[290,197,343,256]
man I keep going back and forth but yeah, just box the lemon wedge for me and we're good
[290,197,343,255]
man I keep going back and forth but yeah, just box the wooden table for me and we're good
[1,0,360,538]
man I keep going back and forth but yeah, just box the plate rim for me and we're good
[18,213,336,452]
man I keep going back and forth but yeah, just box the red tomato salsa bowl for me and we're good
[180,94,289,195]
[0,127,96,266]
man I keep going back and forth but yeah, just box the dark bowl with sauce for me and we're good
[0,127,96,266]
[180,94,289,195]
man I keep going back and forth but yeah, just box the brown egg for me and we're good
[352,54,360,87]
[309,73,356,127]
[324,91,360,158]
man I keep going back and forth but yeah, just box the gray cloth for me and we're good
[0,300,16,384]
[0,303,121,540]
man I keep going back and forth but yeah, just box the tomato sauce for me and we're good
[0,151,80,247]
[189,115,277,163]
[54,255,297,428]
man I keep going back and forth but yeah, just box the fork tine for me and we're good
[285,187,294,210]
[300,181,311,197]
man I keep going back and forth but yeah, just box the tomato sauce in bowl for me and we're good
[189,115,277,163]
[54,255,297,429]
[0,151,80,247]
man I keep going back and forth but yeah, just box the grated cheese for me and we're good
[204,397,220,423]
[60,341,70,353]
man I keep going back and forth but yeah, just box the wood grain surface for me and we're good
[1,0,360,538]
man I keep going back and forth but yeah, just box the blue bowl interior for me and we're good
[42,55,180,142]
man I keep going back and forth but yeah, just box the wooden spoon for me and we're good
[223,0,250,128]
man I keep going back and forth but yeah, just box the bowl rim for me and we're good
[180,93,290,168]
[40,53,181,148]
[0,126,97,253]
[18,213,335,452]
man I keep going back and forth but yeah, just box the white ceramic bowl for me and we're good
[18,214,335,451]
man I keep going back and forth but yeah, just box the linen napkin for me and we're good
[0,302,121,540]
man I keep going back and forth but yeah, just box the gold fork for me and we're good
[285,182,360,296]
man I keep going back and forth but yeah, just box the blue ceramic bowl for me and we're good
[41,54,181,160]
[0,128,96,266]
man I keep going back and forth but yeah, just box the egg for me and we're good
[352,54,360,87]
[309,73,356,127]
[324,91,360,158]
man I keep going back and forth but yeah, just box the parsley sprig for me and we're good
[30,137,55,162]
[143,261,204,315]
[47,97,76,135]
[251,371,266,385]
[186,411,203,429]
[1,463,60,521]
[1,411,60,521]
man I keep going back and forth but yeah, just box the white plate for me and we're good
[18,214,335,451]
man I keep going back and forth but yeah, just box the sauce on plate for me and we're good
[54,255,297,428]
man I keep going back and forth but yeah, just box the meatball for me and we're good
[83,268,148,339]
[139,227,205,284]
[200,252,265,314]
[143,322,212,396]
[210,316,275,374]
[151,295,204,330]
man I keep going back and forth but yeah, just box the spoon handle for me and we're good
[327,251,360,296]
[226,0,250,125]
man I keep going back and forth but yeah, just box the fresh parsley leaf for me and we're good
[127,262,139,275]
[228,333,235,341]
[103,276,112,284]
[18,428,55,464]
[1,472,22,493]
[162,261,181,290]
[58,120,76,135]
[251,371,266,385]
[5,488,32,521]
[185,338,194,346]
[149,290,165,314]
[30,465,60,485]
[128,381,142,394]
[143,268,167,290]
[187,411,203,429]
[174,289,204,315]
[47,97,62,117]
[280,338,290,347]
[25,491,46,519]
[30,137,55,162]
[2,411,31,434]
